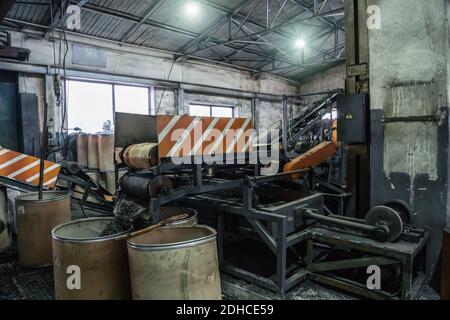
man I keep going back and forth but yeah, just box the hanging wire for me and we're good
[156,58,176,114]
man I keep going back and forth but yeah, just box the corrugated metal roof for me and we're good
[2,0,345,81]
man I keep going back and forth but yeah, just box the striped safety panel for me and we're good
[0,146,61,189]
[157,115,253,159]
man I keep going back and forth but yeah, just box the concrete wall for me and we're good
[298,63,346,105]
[6,30,299,134]
[8,30,299,95]
[368,0,449,272]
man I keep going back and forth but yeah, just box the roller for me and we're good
[120,143,159,170]
[120,174,172,202]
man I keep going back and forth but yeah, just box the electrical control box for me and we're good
[337,93,369,143]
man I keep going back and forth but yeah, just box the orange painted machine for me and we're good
[156,115,253,159]
[283,120,339,179]
[0,146,60,189]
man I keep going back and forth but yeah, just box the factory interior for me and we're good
[0,0,449,302]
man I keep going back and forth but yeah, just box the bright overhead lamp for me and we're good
[185,1,200,16]
[295,38,306,49]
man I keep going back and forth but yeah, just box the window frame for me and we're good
[65,77,156,133]
[189,103,238,118]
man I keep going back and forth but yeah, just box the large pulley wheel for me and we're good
[148,175,173,198]
[384,200,413,225]
[365,206,403,242]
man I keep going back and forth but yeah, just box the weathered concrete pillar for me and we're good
[367,0,449,273]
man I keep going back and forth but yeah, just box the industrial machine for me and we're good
[107,91,429,299]
[0,92,430,300]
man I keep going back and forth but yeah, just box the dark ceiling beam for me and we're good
[183,8,343,57]
[119,0,166,44]
[2,17,283,77]
[232,0,262,39]
[269,0,289,29]
[177,1,319,67]
[264,42,345,74]
[288,0,343,30]
[197,0,333,34]
[74,1,197,38]
[178,0,344,73]
[178,0,257,54]
[68,1,306,69]
[250,25,340,71]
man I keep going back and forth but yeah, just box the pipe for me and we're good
[304,209,376,233]
[38,102,48,199]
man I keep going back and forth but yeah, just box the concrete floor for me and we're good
[0,240,441,300]
[0,206,441,300]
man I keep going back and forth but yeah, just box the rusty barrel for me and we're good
[0,187,11,253]
[16,192,71,267]
[98,134,115,172]
[127,225,221,300]
[103,172,116,195]
[52,217,132,300]
[76,133,88,168]
[87,134,99,169]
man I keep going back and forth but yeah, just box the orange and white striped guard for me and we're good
[0,146,61,189]
[157,115,254,159]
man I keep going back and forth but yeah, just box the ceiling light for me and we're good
[295,38,306,49]
[185,1,200,16]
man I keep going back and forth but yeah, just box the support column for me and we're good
[344,0,371,217]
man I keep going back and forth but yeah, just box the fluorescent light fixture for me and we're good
[185,1,200,16]
[295,38,306,49]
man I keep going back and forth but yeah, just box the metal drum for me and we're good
[76,133,88,168]
[98,134,115,172]
[87,134,99,169]
[160,207,198,226]
[121,143,158,170]
[16,192,71,267]
[52,218,132,300]
[0,187,11,253]
[127,225,221,300]
[104,172,116,195]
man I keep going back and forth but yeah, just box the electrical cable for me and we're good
[59,0,69,135]
[156,58,176,114]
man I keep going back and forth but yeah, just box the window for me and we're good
[115,85,150,115]
[67,79,154,133]
[322,109,338,120]
[189,104,237,118]
[67,80,113,133]
[189,105,211,117]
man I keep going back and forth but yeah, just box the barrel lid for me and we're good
[159,207,197,225]
[16,191,69,203]
[52,217,132,243]
[127,225,216,251]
